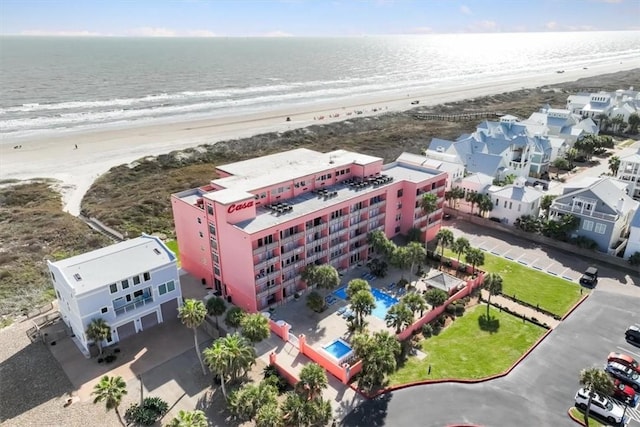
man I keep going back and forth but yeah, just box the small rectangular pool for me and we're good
[322,338,354,364]
[333,286,398,320]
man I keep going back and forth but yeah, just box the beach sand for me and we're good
[2,59,639,216]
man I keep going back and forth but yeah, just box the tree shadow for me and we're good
[478,313,500,333]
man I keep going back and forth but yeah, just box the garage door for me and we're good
[141,312,158,330]
[161,298,179,321]
[116,321,136,342]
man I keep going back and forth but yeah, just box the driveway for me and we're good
[341,291,640,427]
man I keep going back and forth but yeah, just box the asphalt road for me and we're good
[342,292,640,427]
[341,222,640,427]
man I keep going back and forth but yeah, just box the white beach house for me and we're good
[47,234,182,356]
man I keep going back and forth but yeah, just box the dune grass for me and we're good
[388,305,545,384]
[165,240,181,266]
[444,248,583,316]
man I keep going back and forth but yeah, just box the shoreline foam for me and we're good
[1,60,639,216]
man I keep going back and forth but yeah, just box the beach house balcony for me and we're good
[551,202,618,222]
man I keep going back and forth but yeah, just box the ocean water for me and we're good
[1,31,639,139]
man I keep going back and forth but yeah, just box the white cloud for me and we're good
[127,27,177,37]
[261,30,293,37]
[20,30,105,37]
[545,21,558,30]
[460,5,472,15]
[186,30,217,37]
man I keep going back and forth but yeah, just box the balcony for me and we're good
[307,223,326,234]
[281,231,304,244]
[114,296,154,317]
[255,271,279,286]
[252,241,278,255]
[282,275,301,288]
[280,245,304,256]
[551,203,618,222]
[306,250,328,263]
[329,216,346,227]
[308,236,328,246]
[282,262,304,275]
[369,200,386,209]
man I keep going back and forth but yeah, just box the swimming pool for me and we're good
[322,338,354,364]
[333,286,399,320]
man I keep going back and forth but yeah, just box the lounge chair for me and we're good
[397,288,406,296]
[342,309,354,319]
[337,306,347,315]
[387,282,396,290]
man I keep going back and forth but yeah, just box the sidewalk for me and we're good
[480,290,560,329]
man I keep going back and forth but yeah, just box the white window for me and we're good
[143,272,151,281]
[167,281,176,292]
[109,283,118,294]
[582,220,594,231]
[133,276,141,285]
[121,279,129,290]
[158,284,167,295]
[594,223,606,234]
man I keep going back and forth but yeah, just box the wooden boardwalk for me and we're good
[413,111,502,121]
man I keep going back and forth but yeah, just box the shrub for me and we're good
[421,323,433,338]
[397,278,409,288]
[455,304,465,316]
[431,322,442,336]
[124,397,168,426]
[444,304,456,316]
[263,371,288,394]
[628,252,640,266]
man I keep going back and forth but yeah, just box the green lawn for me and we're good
[165,240,181,267]
[569,407,605,427]
[443,248,584,317]
[388,305,546,384]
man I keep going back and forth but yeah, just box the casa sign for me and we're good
[227,201,254,214]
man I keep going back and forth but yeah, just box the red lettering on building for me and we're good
[227,201,254,214]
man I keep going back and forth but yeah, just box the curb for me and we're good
[567,407,587,426]
[561,293,590,321]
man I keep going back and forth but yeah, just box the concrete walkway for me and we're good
[480,290,560,329]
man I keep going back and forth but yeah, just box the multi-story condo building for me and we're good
[172,148,447,313]
[47,234,182,356]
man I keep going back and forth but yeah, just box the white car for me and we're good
[574,388,626,425]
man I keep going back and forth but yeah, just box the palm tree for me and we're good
[203,334,257,399]
[401,292,427,317]
[295,363,328,401]
[420,192,438,220]
[449,186,465,210]
[306,290,325,313]
[628,112,640,134]
[178,299,208,375]
[346,278,370,299]
[390,246,411,281]
[578,367,615,427]
[482,273,503,319]
[352,331,401,391]
[610,115,625,134]
[565,148,578,169]
[91,375,128,427]
[465,192,482,215]
[406,241,426,276]
[167,409,208,427]
[282,393,311,426]
[228,382,278,422]
[351,289,376,328]
[255,402,283,427]
[225,306,246,332]
[435,228,454,270]
[596,113,609,132]
[385,302,414,333]
[367,230,391,257]
[206,296,226,329]
[451,237,470,265]
[301,264,340,290]
[477,194,494,218]
[240,312,271,343]
[465,247,485,276]
[86,318,111,357]
[608,155,621,176]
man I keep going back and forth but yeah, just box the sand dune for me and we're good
[1,59,639,216]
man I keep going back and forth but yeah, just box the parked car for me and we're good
[574,388,626,425]
[410,100,420,105]
[608,352,640,374]
[579,266,598,287]
[612,379,639,406]
[626,325,640,344]
[605,362,640,392]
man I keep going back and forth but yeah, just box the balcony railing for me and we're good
[114,296,154,316]
[369,200,386,209]
[329,217,346,226]
[281,231,304,244]
[551,203,618,222]
[253,241,279,255]
[307,223,326,234]
[281,245,304,256]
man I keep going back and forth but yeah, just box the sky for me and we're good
[1,0,639,37]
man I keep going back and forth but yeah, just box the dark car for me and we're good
[410,100,420,105]
[627,325,640,345]
[605,361,640,392]
[580,266,598,287]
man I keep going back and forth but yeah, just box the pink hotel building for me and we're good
[171,148,447,313]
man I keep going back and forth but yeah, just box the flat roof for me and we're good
[235,164,442,234]
[212,148,382,193]
[203,188,255,205]
[50,235,175,296]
